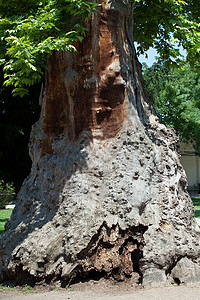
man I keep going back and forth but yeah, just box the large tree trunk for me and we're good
[1,0,200,286]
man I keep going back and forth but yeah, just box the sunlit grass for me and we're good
[192,197,200,219]
[0,209,12,234]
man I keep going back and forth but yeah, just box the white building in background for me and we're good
[180,143,200,194]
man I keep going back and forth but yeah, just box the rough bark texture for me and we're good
[1,0,200,286]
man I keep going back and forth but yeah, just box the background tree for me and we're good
[134,0,200,68]
[143,61,200,152]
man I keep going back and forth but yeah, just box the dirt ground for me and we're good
[1,280,200,300]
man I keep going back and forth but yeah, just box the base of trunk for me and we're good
[1,122,200,287]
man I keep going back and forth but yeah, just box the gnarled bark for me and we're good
[1,0,200,286]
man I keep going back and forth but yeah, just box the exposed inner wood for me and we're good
[41,2,128,156]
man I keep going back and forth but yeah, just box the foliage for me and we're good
[0,1,199,96]
[142,61,200,152]
[0,209,12,233]
[0,181,14,209]
[134,0,200,68]
[0,0,98,96]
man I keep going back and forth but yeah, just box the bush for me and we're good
[0,180,15,209]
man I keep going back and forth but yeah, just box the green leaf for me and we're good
[12,88,29,97]
[0,0,97,95]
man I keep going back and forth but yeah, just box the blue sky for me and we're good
[138,46,187,67]
[138,48,158,66]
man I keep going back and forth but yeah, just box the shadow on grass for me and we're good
[192,197,200,207]
[194,210,200,218]
[0,218,11,223]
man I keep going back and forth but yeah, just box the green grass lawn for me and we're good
[192,197,200,219]
[0,209,12,234]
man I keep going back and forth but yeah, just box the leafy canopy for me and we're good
[0,180,15,209]
[0,0,199,96]
[134,0,200,68]
[0,0,98,96]
[143,61,200,152]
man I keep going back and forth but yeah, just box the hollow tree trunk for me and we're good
[1,0,200,286]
